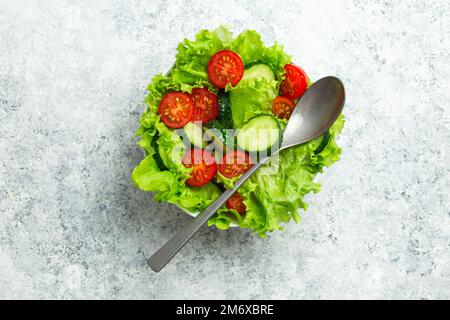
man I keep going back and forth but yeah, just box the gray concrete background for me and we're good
[1,0,449,299]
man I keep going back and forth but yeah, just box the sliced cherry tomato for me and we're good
[182,149,217,187]
[226,192,246,215]
[158,92,194,128]
[280,64,308,100]
[207,50,244,88]
[191,88,219,123]
[218,150,253,179]
[272,96,296,120]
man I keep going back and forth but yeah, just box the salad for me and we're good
[132,26,344,237]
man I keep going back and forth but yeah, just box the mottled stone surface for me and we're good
[1,0,449,299]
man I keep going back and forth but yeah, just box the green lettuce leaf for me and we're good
[131,154,179,201]
[171,25,233,89]
[229,77,278,128]
[261,43,292,79]
[230,30,265,65]
[175,182,222,212]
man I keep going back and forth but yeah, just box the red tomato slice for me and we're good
[218,150,253,179]
[158,92,194,128]
[191,88,219,123]
[182,149,217,187]
[207,50,244,88]
[272,96,296,120]
[226,192,246,215]
[280,64,308,100]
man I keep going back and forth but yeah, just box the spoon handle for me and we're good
[147,156,270,272]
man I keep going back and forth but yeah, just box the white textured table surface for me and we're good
[1,0,449,299]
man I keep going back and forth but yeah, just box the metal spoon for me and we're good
[148,76,345,272]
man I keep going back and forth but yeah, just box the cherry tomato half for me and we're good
[218,150,253,179]
[191,88,219,123]
[207,50,244,88]
[272,96,296,120]
[226,192,246,215]
[158,92,194,128]
[280,64,308,100]
[182,149,217,187]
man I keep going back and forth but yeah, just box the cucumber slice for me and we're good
[314,130,331,154]
[217,91,233,128]
[183,122,206,148]
[151,134,166,169]
[237,115,280,152]
[242,64,275,82]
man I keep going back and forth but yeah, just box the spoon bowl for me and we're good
[281,76,345,150]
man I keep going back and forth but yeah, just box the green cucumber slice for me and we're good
[183,122,206,148]
[242,64,275,82]
[151,133,166,169]
[217,91,233,127]
[314,130,331,154]
[237,115,280,152]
